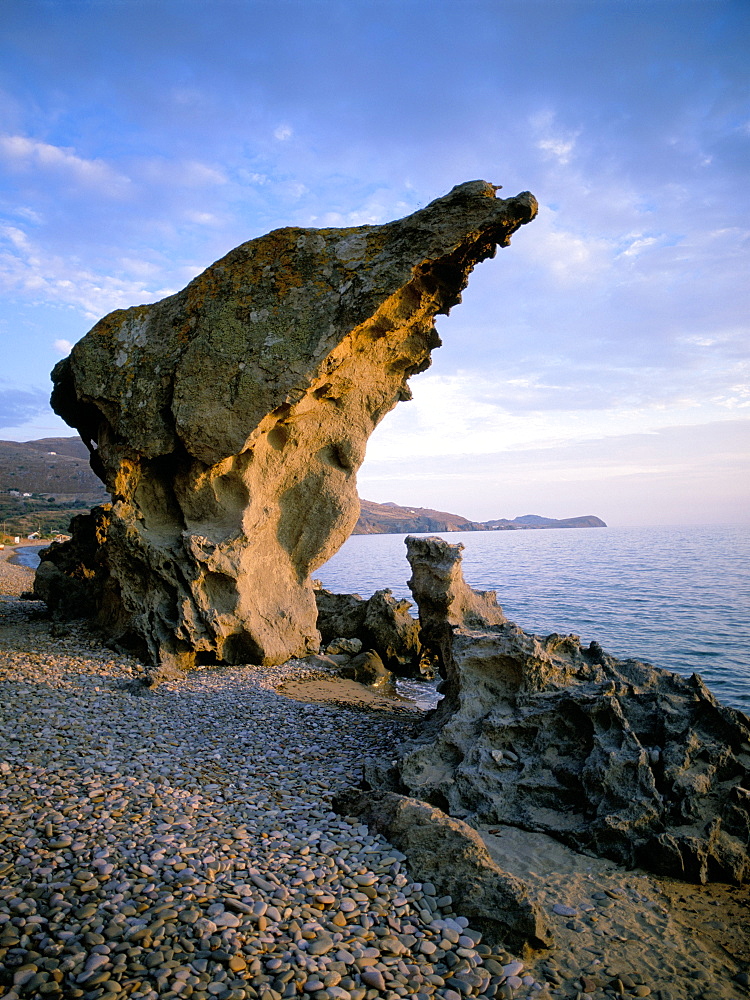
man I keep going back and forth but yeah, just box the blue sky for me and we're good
[1,0,748,525]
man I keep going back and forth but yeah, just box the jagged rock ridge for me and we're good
[385,536,750,885]
[35,182,537,670]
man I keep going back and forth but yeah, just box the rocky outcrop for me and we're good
[33,506,118,622]
[334,788,552,952]
[35,182,537,670]
[314,585,425,677]
[314,588,369,646]
[324,636,362,656]
[340,649,391,688]
[364,588,424,676]
[395,537,750,884]
[299,649,393,689]
[405,534,507,699]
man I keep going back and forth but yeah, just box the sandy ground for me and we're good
[0,544,36,597]
[478,823,750,998]
[278,675,422,714]
[2,561,748,1000]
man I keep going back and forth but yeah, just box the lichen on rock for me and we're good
[35,181,537,670]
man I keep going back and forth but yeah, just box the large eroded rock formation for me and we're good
[35,182,536,669]
[393,537,750,884]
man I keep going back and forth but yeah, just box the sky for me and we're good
[1,0,748,526]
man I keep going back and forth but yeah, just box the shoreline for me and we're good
[6,543,45,568]
[0,589,748,999]
[0,544,36,596]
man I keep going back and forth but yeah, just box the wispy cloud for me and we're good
[183,210,224,227]
[139,157,227,188]
[0,224,169,318]
[521,223,612,285]
[0,135,131,194]
[619,234,662,258]
[364,366,749,463]
[532,111,581,166]
[0,381,49,429]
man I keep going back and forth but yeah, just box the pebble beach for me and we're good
[1,549,748,1000]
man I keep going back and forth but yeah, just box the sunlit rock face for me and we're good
[36,182,537,670]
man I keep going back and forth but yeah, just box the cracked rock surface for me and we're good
[396,536,750,885]
[35,182,537,670]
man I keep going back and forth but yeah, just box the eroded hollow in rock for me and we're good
[34,181,537,671]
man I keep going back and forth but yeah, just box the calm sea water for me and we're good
[12,529,749,712]
[9,546,45,568]
[316,525,750,714]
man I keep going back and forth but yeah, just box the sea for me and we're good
[316,524,750,715]
[12,525,750,713]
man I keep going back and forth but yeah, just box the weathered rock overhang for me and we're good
[35,181,537,672]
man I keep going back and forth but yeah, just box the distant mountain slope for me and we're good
[354,500,606,534]
[0,438,607,532]
[23,437,91,460]
[485,513,608,530]
[355,499,485,534]
[0,438,106,497]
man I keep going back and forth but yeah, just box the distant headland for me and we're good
[354,499,606,535]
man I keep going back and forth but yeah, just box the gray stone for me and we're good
[325,637,363,656]
[307,932,335,956]
[314,588,368,647]
[345,650,391,688]
[333,788,552,951]
[359,969,386,991]
[396,536,750,885]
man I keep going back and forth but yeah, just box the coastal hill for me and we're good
[0,437,103,498]
[354,499,606,534]
[0,438,606,535]
[0,438,108,538]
